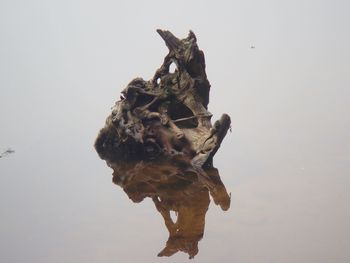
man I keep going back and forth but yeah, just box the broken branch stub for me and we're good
[95,29,231,168]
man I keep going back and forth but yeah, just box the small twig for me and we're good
[172,113,212,123]
[0,148,15,158]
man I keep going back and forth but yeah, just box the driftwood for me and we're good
[94,30,232,259]
[94,29,231,169]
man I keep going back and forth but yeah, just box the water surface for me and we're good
[1,0,350,262]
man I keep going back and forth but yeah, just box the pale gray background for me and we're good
[1,0,349,262]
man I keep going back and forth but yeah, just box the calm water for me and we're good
[1,1,350,262]
[1,105,349,263]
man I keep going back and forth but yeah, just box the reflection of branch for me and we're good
[0,148,15,158]
[152,197,177,235]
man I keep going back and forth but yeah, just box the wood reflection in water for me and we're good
[111,161,230,259]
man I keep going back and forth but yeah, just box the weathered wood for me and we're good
[94,30,231,168]
[94,30,231,259]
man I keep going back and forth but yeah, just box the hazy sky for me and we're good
[1,0,349,262]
